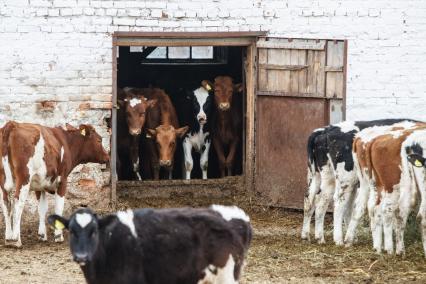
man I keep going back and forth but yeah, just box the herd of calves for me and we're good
[303,119,426,257]
[116,75,243,181]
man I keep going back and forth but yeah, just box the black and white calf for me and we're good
[182,81,213,179]
[302,119,414,245]
[48,205,251,284]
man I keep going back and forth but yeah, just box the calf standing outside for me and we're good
[0,121,109,247]
[48,205,252,284]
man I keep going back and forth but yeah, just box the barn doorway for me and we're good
[117,45,245,180]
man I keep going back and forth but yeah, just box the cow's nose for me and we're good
[197,115,207,124]
[159,160,172,167]
[73,253,88,264]
[219,103,230,110]
[130,129,141,136]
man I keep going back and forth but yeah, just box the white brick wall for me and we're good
[0,0,426,212]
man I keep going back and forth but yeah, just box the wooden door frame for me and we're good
[110,31,266,207]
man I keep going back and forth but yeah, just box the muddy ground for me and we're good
[1,199,426,283]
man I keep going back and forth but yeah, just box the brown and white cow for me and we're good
[345,121,426,254]
[128,88,188,180]
[0,121,109,247]
[117,88,156,180]
[209,76,243,177]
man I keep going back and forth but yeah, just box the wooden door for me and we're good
[255,38,347,208]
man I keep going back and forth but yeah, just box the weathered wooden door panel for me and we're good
[256,97,327,208]
[255,37,347,208]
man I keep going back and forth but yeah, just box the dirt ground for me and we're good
[1,201,426,283]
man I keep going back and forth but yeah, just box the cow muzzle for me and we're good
[73,253,88,265]
[219,103,230,111]
[159,160,172,167]
[129,128,141,136]
[197,115,207,125]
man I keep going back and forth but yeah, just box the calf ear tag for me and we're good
[415,159,423,167]
[55,220,65,230]
[206,84,212,91]
[80,129,86,136]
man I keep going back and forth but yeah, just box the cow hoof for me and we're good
[5,239,22,248]
[316,238,325,245]
[38,234,48,242]
[335,240,344,246]
[54,234,64,243]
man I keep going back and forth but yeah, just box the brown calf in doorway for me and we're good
[209,76,243,177]
[128,88,188,180]
[117,88,156,180]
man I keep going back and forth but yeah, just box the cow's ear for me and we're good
[201,80,213,91]
[48,214,69,230]
[65,123,77,131]
[234,83,244,93]
[147,99,157,108]
[176,126,189,138]
[147,129,156,139]
[407,154,426,167]
[79,125,92,137]
[97,214,117,230]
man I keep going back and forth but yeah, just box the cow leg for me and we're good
[382,189,398,254]
[226,140,238,176]
[0,189,13,242]
[302,166,320,241]
[200,140,211,180]
[368,188,383,253]
[412,167,426,257]
[395,183,413,255]
[53,192,65,242]
[130,136,142,181]
[333,171,357,246]
[36,191,48,241]
[345,172,370,246]
[9,181,30,248]
[183,139,193,180]
[213,137,226,177]
[314,164,335,244]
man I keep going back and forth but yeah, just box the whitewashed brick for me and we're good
[113,17,135,26]
[151,9,163,18]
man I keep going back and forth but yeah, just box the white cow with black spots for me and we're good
[182,81,214,179]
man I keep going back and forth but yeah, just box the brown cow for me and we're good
[209,76,243,177]
[126,88,188,180]
[117,88,156,180]
[346,121,426,254]
[0,121,109,247]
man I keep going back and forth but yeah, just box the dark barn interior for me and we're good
[117,46,245,180]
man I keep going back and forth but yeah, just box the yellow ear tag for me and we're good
[415,160,423,167]
[80,128,86,136]
[55,220,65,230]
[206,84,212,91]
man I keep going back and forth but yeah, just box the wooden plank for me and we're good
[114,31,267,38]
[116,38,256,47]
[111,37,118,209]
[257,39,326,50]
[326,40,344,98]
[329,99,344,124]
[257,91,330,99]
[315,50,326,97]
[290,49,299,93]
[245,43,256,197]
[259,64,308,71]
[325,66,343,72]
[258,49,268,90]
[298,49,307,94]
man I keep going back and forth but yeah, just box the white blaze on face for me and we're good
[75,213,92,228]
[194,87,209,121]
[129,98,142,108]
[211,205,250,222]
[335,121,359,133]
[117,209,138,238]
